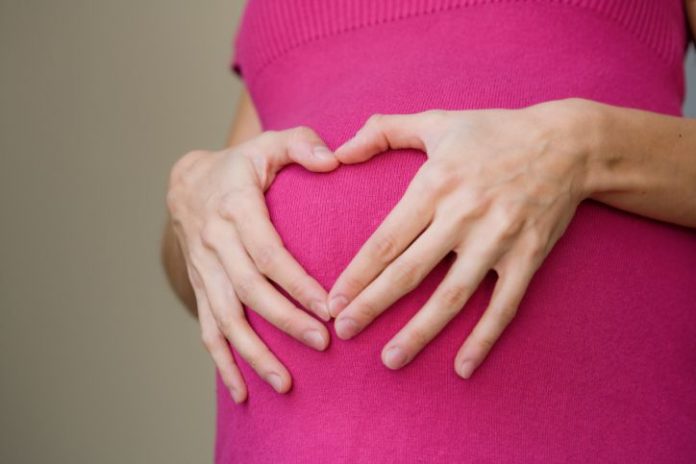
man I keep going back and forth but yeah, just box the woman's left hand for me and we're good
[327,98,597,379]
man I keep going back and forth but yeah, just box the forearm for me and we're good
[161,87,262,317]
[161,217,198,316]
[573,98,696,228]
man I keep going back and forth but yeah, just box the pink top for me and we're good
[217,1,696,462]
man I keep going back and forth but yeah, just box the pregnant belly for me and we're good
[215,149,696,463]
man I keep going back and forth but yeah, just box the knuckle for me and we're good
[253,243,279,274]
[274,313,297,335]
[424,109,447,125]
[233,275,258,303]
[168,162,183,188]
[165,189,180,214]
[245,353,263,372]
[289,125,315,142]
[464,187,490,213]
[389,258,421,290]
[217,313,242,339]
[420,162,460,195]
[405,326,431,349]
[187,266,204,291]
[406,170,433,198]
[528,180,553,199]
[246,152,269,183]
[523,230,547,262]
[365,113,384,128]
[493,206,523,240]
[420,162,447,188]
[283,275,307,302]
[476,336,496,353]
[233,143,255,160]
[169,150,208,189]
[220,377,235,392]
[238,186,262,204]
[439,299,463,321]
[185,149,209,160]
[170,150,204,180]
[187,246,209,274]
[253,130,276,147]
[436,163,460,189]
[262,129,278,139]
[495,305,518,327]
[448,191,489,227]
[340,273,368,296]
[438,281,470,308]
[352,298,379,321]
[370,233,400,264]
[220,188,256,222]
[217,192,237,220]
[200,220,221,249]
[200,329,219,351]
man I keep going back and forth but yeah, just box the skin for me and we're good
[162,89,342,402]
[327,98,696,380]
[162,1,696,400]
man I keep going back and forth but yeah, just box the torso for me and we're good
[217,1,696,462]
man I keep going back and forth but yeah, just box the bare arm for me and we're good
[563,1,695,227]
[578,99,696,228]
[160,87,262,317]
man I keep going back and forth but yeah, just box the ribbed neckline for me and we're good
[231,0,688,81]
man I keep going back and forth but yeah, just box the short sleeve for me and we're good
[229,12,246,80]
[229,32,244,79]
[231,56,243,79]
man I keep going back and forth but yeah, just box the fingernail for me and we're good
[335,317,359,339]
[229,387,241,404]
[328,295,349,317]
[302,329,327,350]
[458,360,476,379]
[310,301,330,321]
[313,146,334,160]
[266,372,284,392]
[384,346,408,369]
[337,137,357,152]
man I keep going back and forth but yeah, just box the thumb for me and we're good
[334,112,430,164]
[280,126,340,172]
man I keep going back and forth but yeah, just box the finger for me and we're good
[454,256,539,379]
[192,252,294,393]
[253,126,340,176]
[333,218,458,340]
[334,112,440,164]
[328,168,436,317]
[186,260,247,402]
[169,149,210,184]
[195,284,248,404]
[199,222,330,351]
[217,189,331,321]
[379,235,503,370]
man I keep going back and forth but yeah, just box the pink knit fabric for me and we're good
[216,1,696,462]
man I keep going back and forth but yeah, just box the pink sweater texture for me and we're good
[216,1,696,462]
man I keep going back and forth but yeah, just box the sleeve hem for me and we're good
[231,60,243,79]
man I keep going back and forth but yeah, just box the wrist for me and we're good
[530,97,609,201]
[566,98,620,200]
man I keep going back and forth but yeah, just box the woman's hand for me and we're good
[167,127,339,402]
[327,99,596,379]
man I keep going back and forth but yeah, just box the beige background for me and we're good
[1,1,695,463]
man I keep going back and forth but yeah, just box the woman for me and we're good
[162,1,696,462]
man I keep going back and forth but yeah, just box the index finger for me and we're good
[218,187,331,321]
[327,170,436,317]
[334,112,434,164]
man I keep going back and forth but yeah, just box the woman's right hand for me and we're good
[166,126,340,403]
